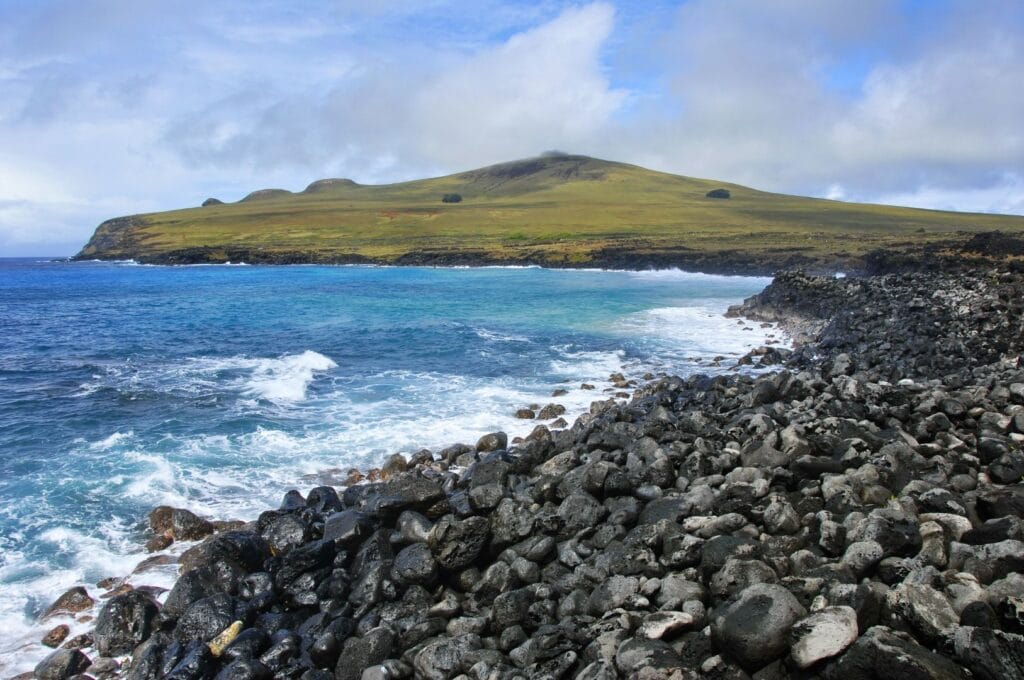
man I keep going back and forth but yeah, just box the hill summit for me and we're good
[76,154,1024,273]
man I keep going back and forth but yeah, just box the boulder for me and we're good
[789,606,858,669]
[93,590,159,656]
[952,626,1024,680]
[33,649,90,680]
[336,627,396,680]
[412,634,481,680]
[476,432,508,453]
[42,587,95,620]
[710,583,806,671]
[391,542,438,585]
[824,626,969,679]
[429,515,489,570]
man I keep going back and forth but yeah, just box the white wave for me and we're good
[617,303,789,360]
[549,348,629,378]
[473,328,530,343]
[242,350,338,402]
[0,524,181,676]
[88,431,133,450]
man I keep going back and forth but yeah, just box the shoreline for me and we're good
[22,260,1024,680]
[68,229,1024,279]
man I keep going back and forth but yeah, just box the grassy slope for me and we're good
[77,155,1024,267]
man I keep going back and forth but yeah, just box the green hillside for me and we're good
[76,154,1024,272]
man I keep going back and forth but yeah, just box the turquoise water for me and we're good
[0,259,774,671]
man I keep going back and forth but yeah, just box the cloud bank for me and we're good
[0,0,1021,255]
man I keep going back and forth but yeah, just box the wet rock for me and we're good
[538,404,566,420]
[476,432,507,453]
[710,583,807,672]
[42,624,71,648]
[391,542,438,585]
[259,514,310,554]
[34,649,91,680]
[94,590,159,656]
[323,510,372,546]
[789,606,858,669]
[174,594,249,643]
[165,641,216,680]
[42,587,95,620]
[213,658,271,680]
[179,531,271,576]
[172,509,215,542]
[336,627,396,680]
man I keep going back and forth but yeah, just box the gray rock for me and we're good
[824,625,968,680]
[763,498,801,534]
[94,590,159,656]
[789,606,858,669]
[842,540,885,578]
[709,558,778,599]
[259,514,309,554]
[710,583,807,671]
[888,582,959,644]
[413,634,481,680]
[848,509,922,558]
[429,515,489,570]
[589,575,641,615]
[614,638,684,674]
[637,611,695,640]
[953,626,1024,680]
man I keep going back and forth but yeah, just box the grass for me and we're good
[78,155,1024,266]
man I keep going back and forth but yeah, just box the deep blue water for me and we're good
[0,258,774,671]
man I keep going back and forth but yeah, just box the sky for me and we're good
[1,0,1023,256]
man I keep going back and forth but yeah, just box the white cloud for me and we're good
[876,173,1024,215]
[410,3,626,165]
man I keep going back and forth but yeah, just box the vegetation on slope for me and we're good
[76,155,1024,273]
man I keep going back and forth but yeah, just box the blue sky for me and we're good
[1,0,1022,255]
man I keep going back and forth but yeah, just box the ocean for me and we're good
[0,259,777,673]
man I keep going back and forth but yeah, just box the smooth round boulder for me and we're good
[476,432,508,453]
[711,583,807,672]
[93,590,159,656]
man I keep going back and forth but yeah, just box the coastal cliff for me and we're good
[31,261,1024,680]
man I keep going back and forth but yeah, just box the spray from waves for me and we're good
[615,301,786,361]
[242,350,338,402]
[74,350,338,404]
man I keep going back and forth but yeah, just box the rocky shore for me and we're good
[28,262,1024,680]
